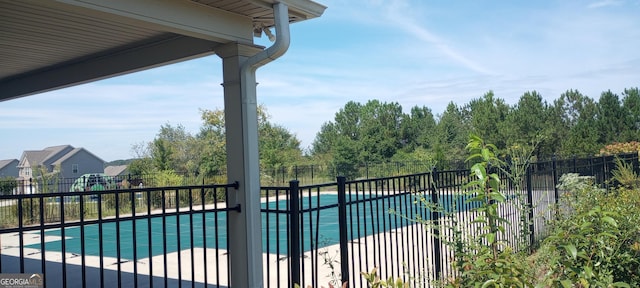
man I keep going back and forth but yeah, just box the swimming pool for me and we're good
[24,192,476,260]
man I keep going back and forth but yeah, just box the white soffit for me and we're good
[0,0,326,101]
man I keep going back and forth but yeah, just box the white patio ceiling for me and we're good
[0,0,326,101]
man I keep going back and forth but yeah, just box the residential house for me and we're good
[104,165,129,178]
[0,159,19,195]
[104,164,140,188]
[17,145,105,194]
[0,159,19,178]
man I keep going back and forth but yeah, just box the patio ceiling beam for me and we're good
[0,36,219,101]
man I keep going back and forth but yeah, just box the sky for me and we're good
[1,0,640,162]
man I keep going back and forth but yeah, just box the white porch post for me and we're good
[217,42,265,288]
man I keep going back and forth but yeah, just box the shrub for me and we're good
[598,141,640,156]
[362,267,408,288]
[610,157,640,188]
[537,172,640,287]
[0,177,17,195]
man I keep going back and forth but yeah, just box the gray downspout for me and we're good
[233,2,290,287]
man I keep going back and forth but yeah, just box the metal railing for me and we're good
[1,153,636,287]
[0,183,238,288]
[261,153,637,287]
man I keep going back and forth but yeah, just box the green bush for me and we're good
[537,172,640,287]
[0,177,17,195]
[361,267,409,288]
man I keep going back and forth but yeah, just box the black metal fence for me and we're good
[261,153,638,287]
[260,172,505,287]
[1,153,637,287]
[0,183,238,288]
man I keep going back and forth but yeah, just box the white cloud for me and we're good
[588,0,624,8]
[384,17,493,75]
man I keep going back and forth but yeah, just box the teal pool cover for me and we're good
[25,193,478,260]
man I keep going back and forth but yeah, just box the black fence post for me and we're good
[27,178,34,220]
[282,166,286,185]
[337,176,349,286]
[552,155,559,220]
[526,165,535,250]
[289,180,301,287]
[602,155,608,190]
[365,162,369,179]
[634,153,640,176]
[430,168,442,280]
[17,196,24,273]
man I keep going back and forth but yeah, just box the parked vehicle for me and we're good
[69,173,116,201]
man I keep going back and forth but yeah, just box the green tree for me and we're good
[259,120,303,170]
[433,102,469,167]
[333,101,363,142]
[132,105,302,178]
[332,137,360,180]
[197,108,228,177]
[311,122,338,156]
[197,105,302,176]
[152,138,173,171]
[153,123,200,174]
[256,106,303,169]
[358,100,404,163]
[621,87,640,141]
[555,90,600,155]
[399,105,437,151]
[504,91,550,158]
[312,100,404,166]
[128,142,154,176]
[558,89,588,127]
[546,97,571,156]
[566,96,600,155]
[463,91,509,150]
[597,90,625,145]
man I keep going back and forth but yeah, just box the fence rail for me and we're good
[1,153,637,287]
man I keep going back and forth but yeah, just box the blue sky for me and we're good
[1,0,639,162]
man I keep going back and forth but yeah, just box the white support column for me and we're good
[217,42,265,288]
